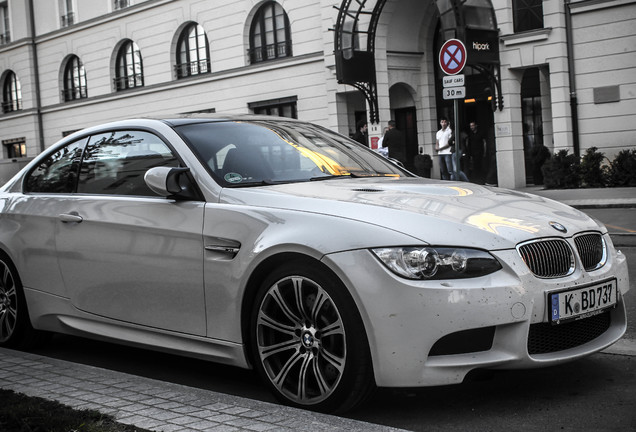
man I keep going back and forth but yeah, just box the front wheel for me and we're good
[251,261,374,413]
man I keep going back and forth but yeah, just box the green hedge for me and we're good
[540,147,636,189]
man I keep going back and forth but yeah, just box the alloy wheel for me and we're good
[0,260,18,343]
[256,275,346,405]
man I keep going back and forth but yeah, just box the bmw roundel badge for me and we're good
[549,221,567,233]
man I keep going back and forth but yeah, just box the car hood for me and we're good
[219,177,602,250]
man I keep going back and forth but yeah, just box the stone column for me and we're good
[494,68,526,188]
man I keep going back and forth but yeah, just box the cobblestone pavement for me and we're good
[0,348,404,432]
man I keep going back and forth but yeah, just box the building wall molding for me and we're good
[569,0,636,14]
[39,52,323,115]
[501,28,551,46]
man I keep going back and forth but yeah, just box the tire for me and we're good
[0,254,45,349]
[250,260,375,413]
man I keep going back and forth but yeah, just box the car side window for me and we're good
[24,139,87,194]
[77,130,179,196]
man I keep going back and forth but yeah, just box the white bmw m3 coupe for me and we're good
[0,115,629,412]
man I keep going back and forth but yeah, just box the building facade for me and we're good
[1,0,635,188]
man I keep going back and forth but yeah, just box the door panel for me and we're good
[55,196,207,335]
[1,196,69,298]
[6,139,88,297]
[54,130,207,335]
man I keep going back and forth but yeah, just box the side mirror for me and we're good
[144,167,199,200]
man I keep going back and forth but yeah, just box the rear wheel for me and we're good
[0,255,44,348]
[251,261,374,413]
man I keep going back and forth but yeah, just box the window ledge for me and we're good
[569,0,636,14]
[501,28,552,46]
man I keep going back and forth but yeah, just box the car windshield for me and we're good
[174,120,409,186]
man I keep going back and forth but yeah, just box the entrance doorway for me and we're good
[521,68,544,185]
[394,107,417,171]
[464,100,495,184]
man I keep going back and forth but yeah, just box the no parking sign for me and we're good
[439,39,467,76]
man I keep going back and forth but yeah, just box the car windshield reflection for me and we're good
[174,120,408,186]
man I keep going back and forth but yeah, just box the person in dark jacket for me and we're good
[352,120,368,146]
[382,120,406,165]
[466,121,486,184]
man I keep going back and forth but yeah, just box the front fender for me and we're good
[201,202,418,343]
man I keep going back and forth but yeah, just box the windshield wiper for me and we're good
[309,173,370,181]
[225,179,291,187]
[229,172,386,186]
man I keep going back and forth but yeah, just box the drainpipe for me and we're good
[565,0,580,158]
[27,0,45,153]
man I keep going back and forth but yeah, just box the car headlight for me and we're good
[371,247,502,280]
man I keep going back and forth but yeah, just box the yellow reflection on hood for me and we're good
[466,212,541,234]
[448,186,473,196]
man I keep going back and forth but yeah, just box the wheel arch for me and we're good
[239,251,371,370]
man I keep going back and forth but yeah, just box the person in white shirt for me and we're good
[435,117,454,180]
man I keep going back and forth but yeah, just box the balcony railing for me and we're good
[60,12,75,27]
[248,41,292,64]
[174,60,211,79]
[114,0,130,10]
[0,31,10,45]
[2,99,22,113]
[114,74,143,91]
[61,86,87,102]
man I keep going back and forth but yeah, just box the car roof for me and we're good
[55,114,305,145]
[158,113,304,127]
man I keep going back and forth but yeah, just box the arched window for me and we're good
[2,71,22,113]
[249,1,292,64]
[175,23,210,78]
[63,55,87,101]
[115,40,143,90]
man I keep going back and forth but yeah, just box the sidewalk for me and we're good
[518,186,636,209]
[521,186,636,246]
[0,347,403,432]
[1,186,634,432]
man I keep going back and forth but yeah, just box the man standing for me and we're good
[436,117,453,180]
[382,120,406,165]
[352,120,368,146]
[467,121,486,184]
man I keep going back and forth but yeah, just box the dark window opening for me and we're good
[513,0,544,33]
[521,68,545,185]
[114,0,130,10]
[2,71,22,113]
[3,138,26,158]
[175,23,210,79]
[249,1,292,64]
[0,1,10,44]
[249,96,297,119]
[60,0,74,27]
[63,56,87,101]
[115,40,144,90]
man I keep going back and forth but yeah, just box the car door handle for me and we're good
[59,212,84,223]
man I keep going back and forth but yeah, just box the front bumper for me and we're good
[322,238,629,387]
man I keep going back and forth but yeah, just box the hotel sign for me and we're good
[465,28,499,65]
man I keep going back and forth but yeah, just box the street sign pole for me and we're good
[453,99,460,181]
[439,39,467,182]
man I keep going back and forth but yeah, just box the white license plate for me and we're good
[549,279,617,325]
